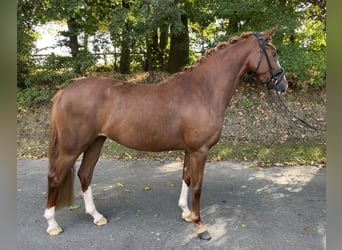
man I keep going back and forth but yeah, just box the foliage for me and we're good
[17,51,97,110]
[17,87,55,111]
[280,44,325,86]
[17,0,48,88]
[17,0,326,90]
[21,53,87,89]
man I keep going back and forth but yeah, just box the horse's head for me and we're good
[248,26,288,94]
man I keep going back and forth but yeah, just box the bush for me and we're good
[21,51,98,89]
[279,44,326,87]
[17,86,55,111]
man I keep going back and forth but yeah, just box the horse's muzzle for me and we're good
[273,75,288,94]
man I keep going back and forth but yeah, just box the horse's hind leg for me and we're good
[78,136,107,226]
[178,151,192,222]
[44,153,78,235]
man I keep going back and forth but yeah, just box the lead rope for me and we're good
[271,91,326,132]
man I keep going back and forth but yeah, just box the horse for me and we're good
[44,26,288,240]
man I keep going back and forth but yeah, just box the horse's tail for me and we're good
[48,90,74,210]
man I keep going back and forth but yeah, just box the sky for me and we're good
[34,22,70,55]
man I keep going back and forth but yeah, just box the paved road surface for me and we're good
[17,159,325,249]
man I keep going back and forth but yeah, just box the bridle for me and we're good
[253,33,326,131]
[253,32,285,91]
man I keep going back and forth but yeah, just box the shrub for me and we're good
[17,86,55,110]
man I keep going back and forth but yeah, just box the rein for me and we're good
[272,91,326,131]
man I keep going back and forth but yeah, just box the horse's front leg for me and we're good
[190,149,211,240]
[179,149,211,240]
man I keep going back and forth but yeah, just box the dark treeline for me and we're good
[17,0,326,89]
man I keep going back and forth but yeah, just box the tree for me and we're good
[110,0,143,74]
[17,0,326,86]
[45,0,115,74]
[167,13,189,73]
[166,0,214,73]
[143,0,187,72]
[17,0,49,88]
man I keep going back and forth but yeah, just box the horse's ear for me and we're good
[263,25,279,43]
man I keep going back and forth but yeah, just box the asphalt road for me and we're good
[17,159,326,250]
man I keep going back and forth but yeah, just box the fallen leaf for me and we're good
[144,187,152,191]
[117,182,125,188]
[167,181,175,187]
[68,204,81,211]
[284,240,292,245]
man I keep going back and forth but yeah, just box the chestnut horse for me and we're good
[44,27,288,240]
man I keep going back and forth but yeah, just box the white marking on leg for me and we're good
[44,207,63,235]
[178,180,192,222]
[83,186,107,226]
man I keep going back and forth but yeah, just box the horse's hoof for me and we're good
[94,216,107,226]
[47,226,63,236]
[182,215,192,223]
[198,230,211,241]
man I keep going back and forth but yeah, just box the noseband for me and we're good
[253,32,284,90]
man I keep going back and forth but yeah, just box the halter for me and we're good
[253,32,284,91]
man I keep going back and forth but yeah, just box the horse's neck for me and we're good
[194,45,251,115]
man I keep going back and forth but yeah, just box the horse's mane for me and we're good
[182,31,254,72]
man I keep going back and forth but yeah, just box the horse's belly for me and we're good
[104,124,184,152]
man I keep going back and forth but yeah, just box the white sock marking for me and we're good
[83,186,104,223]
[178,180,191,220]
[44,207,60,233]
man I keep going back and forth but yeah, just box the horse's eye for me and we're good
[272,52,277,58]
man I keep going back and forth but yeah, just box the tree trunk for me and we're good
[67,18,81,74]
[146,25,169,72]
[145,30,158,72]
[119,0,131,74]
[67,18,79,58]
[158,24,168,70]
[167,14,189,73]
[228,12,239,33]
[120,27,131,74]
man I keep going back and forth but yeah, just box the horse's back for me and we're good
[55,77,123,110]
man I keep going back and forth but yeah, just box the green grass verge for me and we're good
[100,140,326,167]
[208,142,326,167]
[17,136,325,167]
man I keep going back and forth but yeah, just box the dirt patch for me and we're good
[221,84,326,145]
[17,75,326,161]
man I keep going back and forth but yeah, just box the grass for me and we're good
[208,142,326,167]
[99,140,326,167]
[17,136,326,167]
